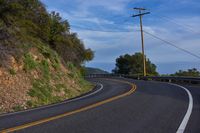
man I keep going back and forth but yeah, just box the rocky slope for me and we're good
[0,0,93,113]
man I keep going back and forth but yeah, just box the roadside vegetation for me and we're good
[112,53,158,76]
[85,67,109,75]
[0,0,94,113]
[168,68,200,77]
[112,53,199,78]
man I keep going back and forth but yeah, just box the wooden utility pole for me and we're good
[132,8,150,77]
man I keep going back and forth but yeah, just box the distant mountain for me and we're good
[85,67,109,75]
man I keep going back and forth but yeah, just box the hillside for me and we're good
[0,0,94,113]
[85,67,109,75]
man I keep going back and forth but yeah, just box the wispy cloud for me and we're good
[41,0,200,73]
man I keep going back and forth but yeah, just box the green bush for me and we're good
[78,78,93,94]
[39,60,50,80]
[38,45,60,70]
[1,0,95,111]
[23,53,37,72]
[55,84,66,92]
[9,68,16,75]
[51,54,60,70]
[67,62,75,71]
[28,79,53,106]
[12,105,24,112]
[27,79,67,107]
[38,45,52,59]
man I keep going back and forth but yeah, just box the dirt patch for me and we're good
[0,69,32,112]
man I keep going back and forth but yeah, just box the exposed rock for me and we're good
[0,70,32,112]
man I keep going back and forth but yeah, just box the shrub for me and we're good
[39,60,50,80]
[28,79,53,106]
[9,68,16,75]
[23,53,37,72]
[12,105,24,112]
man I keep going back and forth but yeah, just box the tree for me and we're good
[49,11,70,48]
[0,0,94,68]
[19,0,50,41]
[84,48,94,62]
[0,0,23,26]
[112,53,158,76]
[171,68,200,77]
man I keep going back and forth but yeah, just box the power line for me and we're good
[152,14,200,34]
[109,13,200,36]
[71,22,200,60]
[156,14,195,29]
[143,30,200,60]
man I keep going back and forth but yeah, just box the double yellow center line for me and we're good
[1,79,136,133]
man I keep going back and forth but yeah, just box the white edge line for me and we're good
[67,83,103,102]
[0,83,104,117]
[169,83,193,133]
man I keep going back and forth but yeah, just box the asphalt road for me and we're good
[0,78,199,133]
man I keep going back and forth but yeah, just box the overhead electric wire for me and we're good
[152,13,200,34]
[70,19,200,60]
[143,30,200,60]
[156,14,195,29]
[112,13,200,35]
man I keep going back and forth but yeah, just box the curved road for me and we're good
[0,78,199,133]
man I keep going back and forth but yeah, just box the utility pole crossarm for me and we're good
[133,7,146,10]
[132,12,150,17]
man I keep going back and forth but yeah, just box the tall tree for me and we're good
[49,11,70,47]
[0,0,94,67]
[113,53,158,76]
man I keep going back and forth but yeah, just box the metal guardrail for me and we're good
[85,74,123,78]
[142,76,200,84]
[86,74,200,84]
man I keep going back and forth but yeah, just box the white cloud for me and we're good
[42,0,200,73]
[75,0,131,12]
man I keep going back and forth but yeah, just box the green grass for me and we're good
[39,60,50,80]
[51,54,60,70]
[27,78,67,107]
[0,108,4,113]
[67,62,75,71]
[55,84,66,92]
[67,62,83,80]
[9,68,16,75]
[52,72,62,80]
[64,88,77,99]
[23,53,37,72]
[25,47,63,107]
[12,105,24,112]
[37,44,60,70]
[28,79,53,107]
[0,20,4,27]
[78,78,94,94]
[24,49,93,109]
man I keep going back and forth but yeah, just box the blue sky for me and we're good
[41,0,200,74]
